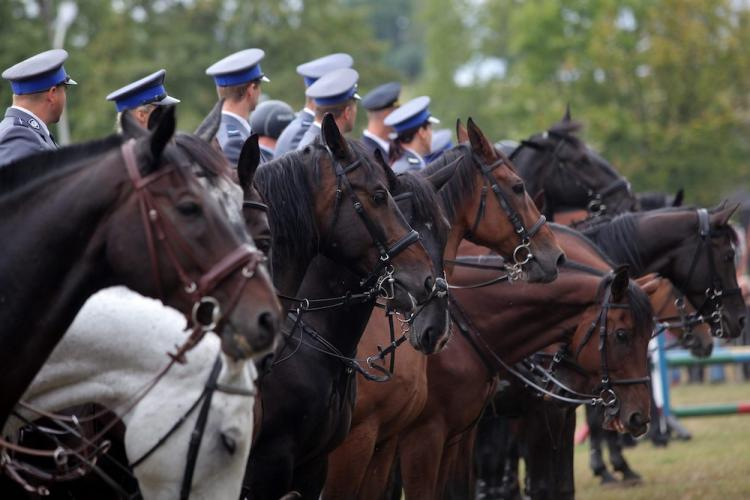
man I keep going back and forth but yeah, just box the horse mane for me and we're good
[395,172,449,243]
[423,144,476,222]
[0,134,124,195]
[173,133,231,179]
[580,213,646,276]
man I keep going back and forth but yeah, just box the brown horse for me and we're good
[0,107,280,428]
[391,243,657,499]
[324,118,564,500]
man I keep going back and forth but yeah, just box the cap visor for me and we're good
[64,78,77,86]
[428,116,440,125]
[353,92,361,101]
[261,75,271,83]
[388,132,398,140]
[157,95,181,106]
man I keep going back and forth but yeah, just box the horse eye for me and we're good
[615,329,629,343]
[256,238,272,255]
[373,190,387,205]
[725,251,735,262]
[177,201,202,217]
[512,183,525,195]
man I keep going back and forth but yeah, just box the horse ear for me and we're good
[119,110,148,139]
[424,158,459,191]
[466,117,495,160]
[672,188,684,207]
[611,264,630,302]
[147,105,176,170]
[456,119,469,144]
[532,190,546,212]
[322,113,350,159]
[237,134,260,190]
[373,147,388,167]
[635,273,662,296]
[710,202,740,227]
[563,103,572,122]
[195,99,225,142]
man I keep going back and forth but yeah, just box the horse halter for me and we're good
[510,132,631,217]
[323,145,420,298]
[677,208,741,338]
[122,140,265,346]
[516,274,650,411]
[467,152,547,281]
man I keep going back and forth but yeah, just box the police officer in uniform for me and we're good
[384,96,440,174]
[359,81,400,158]
[249,99,295,163]
[274,53,353,155]
[296,68,360,150]
[0,49,76,167]
[106,69,180,130]
[206,48,270,166]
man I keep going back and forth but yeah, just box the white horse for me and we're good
[4,286,257,500]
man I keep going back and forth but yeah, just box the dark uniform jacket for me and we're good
[216,112,251,167]
[275,108,314,155]
[0,107,57,168]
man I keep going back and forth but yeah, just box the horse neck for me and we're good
[632,211,696,280]
[8,288,220,433]
[294,256,375,360]
[451,268,600,366]
[512,148,546,199]
[0,155,129,425]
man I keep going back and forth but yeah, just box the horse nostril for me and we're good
[421,326,436,351]
[629,412,648,428]
[424,276,435,293]
[256,311,277,347]
[556,252,566,267]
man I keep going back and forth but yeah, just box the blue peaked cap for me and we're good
[384,96,440,135]
[296,53,353,87]
[206,48,270,87]
[106,69,180,112]
[2,49,77,95]
[305,68,360,106]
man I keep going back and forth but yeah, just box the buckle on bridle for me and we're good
[512,239,533,266]
[376,265,396,299]
[192,296,221,332]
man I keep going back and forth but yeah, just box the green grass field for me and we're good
[574,379,750,499]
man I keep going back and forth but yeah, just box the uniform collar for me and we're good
[302,107,315,117]
[363,129,390,154]
[403,146,425,164]
[221,110,251,133]
[10,105,50,137]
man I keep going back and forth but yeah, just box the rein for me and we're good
[467,153,547,281]
[122,139,266,359]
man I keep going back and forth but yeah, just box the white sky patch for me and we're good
[616,7,637,31]
[454,57,507,87]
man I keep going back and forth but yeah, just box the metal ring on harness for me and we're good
[512,240,533,266]
[192,296,221,332]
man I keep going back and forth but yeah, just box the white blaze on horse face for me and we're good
[5,287,257,500]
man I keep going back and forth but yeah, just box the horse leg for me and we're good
[500,440,522,500]
[607,431,642,485]
[585,405,616,485]
[521,403,563,500]
[554,407,577,500]
[399,422,446,500]
[473,411,511,500]
[441,428,476,500]
[358,437,400,500]
[324,421,378,500]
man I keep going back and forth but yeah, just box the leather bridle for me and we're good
[672,208,741,338]
[509,131,632,218]
[466,152,547,281]
[322,145,421,297]
[122,140,266,352]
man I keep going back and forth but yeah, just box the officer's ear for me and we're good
[322,112,351,160]
[195,99,225,142]
[237,134,260,190]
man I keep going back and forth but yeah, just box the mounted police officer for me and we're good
[425,128,453,163]
[384,96,440,174]
[106,69,180,130]
[359,81,400,158]
[274,53,353,155]
[206,48,269,166]
[249,99,295,163]
[0,49,76,167]
[296,68,360,150]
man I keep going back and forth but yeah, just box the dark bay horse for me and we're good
[0,107,280,428]
[476,208,744,499]
[506,109,637,221]
[244,117,439,499]
[323,118,565,500]
[393,252,657,499]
